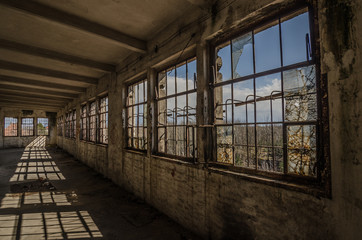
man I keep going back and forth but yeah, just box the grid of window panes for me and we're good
[37,118,49,136]
[4,117,18,136]
[65,113,70,138]
[57,117,63,136]
[21,118,34,136]
[213,8,318,177]
[126,80,147,150]
[89,101,97,142]
[157,58,197,159]
[80,105,87,140]
[72,110,76,138]
[99,96,108,144]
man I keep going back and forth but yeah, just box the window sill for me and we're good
[79,140,108,148]
[207,166,329,198]
[151,154,200,167]
[125,148,147,155]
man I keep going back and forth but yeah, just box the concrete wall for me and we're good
[0,107,56,149]
[56,0,362,239]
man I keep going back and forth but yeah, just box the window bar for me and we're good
[278,17,287,175]
[252,30,257,170]
[230,39,235,165]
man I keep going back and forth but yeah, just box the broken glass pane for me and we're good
[281,9,311,66]
[232,32,254,78]
[284,65,317,121]
[254,20,281,73]
[215,42,231,82]
[287,125,317,176]
[216,126,233,164]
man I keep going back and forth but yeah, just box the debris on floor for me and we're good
[10,177,56,193]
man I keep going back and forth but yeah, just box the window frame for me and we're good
[21,117,34,137]
[98,95,108,144]
[89,101,97,143]
[80,104,88,141]
[36,118,49,136]
[155,56,198,162]
[126,79,148,152]
[3,117,18,137]
[208,4,330,189]
[57,116,63,137]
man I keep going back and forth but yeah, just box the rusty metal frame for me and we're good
[208,2,331,194]
[21,117,34,137]
[155,57,197,162]
[126,79,148,151]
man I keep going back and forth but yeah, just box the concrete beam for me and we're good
[0,39,115,72]
[0,84,78,99]
[0,93,66,104]
[0,90,70,102]
[0,98,63,108]
[0,102,60,111]
[0,0,147,53]
[0,60,98,85]
[0,75,85,93]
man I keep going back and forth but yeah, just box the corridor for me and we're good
[0,137,199,240]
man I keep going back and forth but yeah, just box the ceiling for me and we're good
[0,0,203,111]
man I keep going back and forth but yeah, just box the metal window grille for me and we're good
[4,117,18,136]
[65,113,70,138]
[156,58,197,159]
[21,118,34,136]
[72,110,76,139]
[212,8,319,177]
[99,96,108,144]
[57,116,63,136]
[37,118,49,136]
[126,80,147,150]
[89,101,97,142]
[80,105,88,141]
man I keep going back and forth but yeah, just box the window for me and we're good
[4,117,18,136]
[65,113,70,138]
[71,110,76,139]
[213,8,320,178]
[21,118,34,136]
[57,116,63,137]
[80,105,88,141]
[98,96,108,144]
[126,80,147,150]
[89,101,97,142]
[157,58,197,159]
[37,118,49,136]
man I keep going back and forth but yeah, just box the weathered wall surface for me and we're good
[0,107,56,149]
[56,0,362,239]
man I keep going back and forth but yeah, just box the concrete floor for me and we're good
[0,138,200,240]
